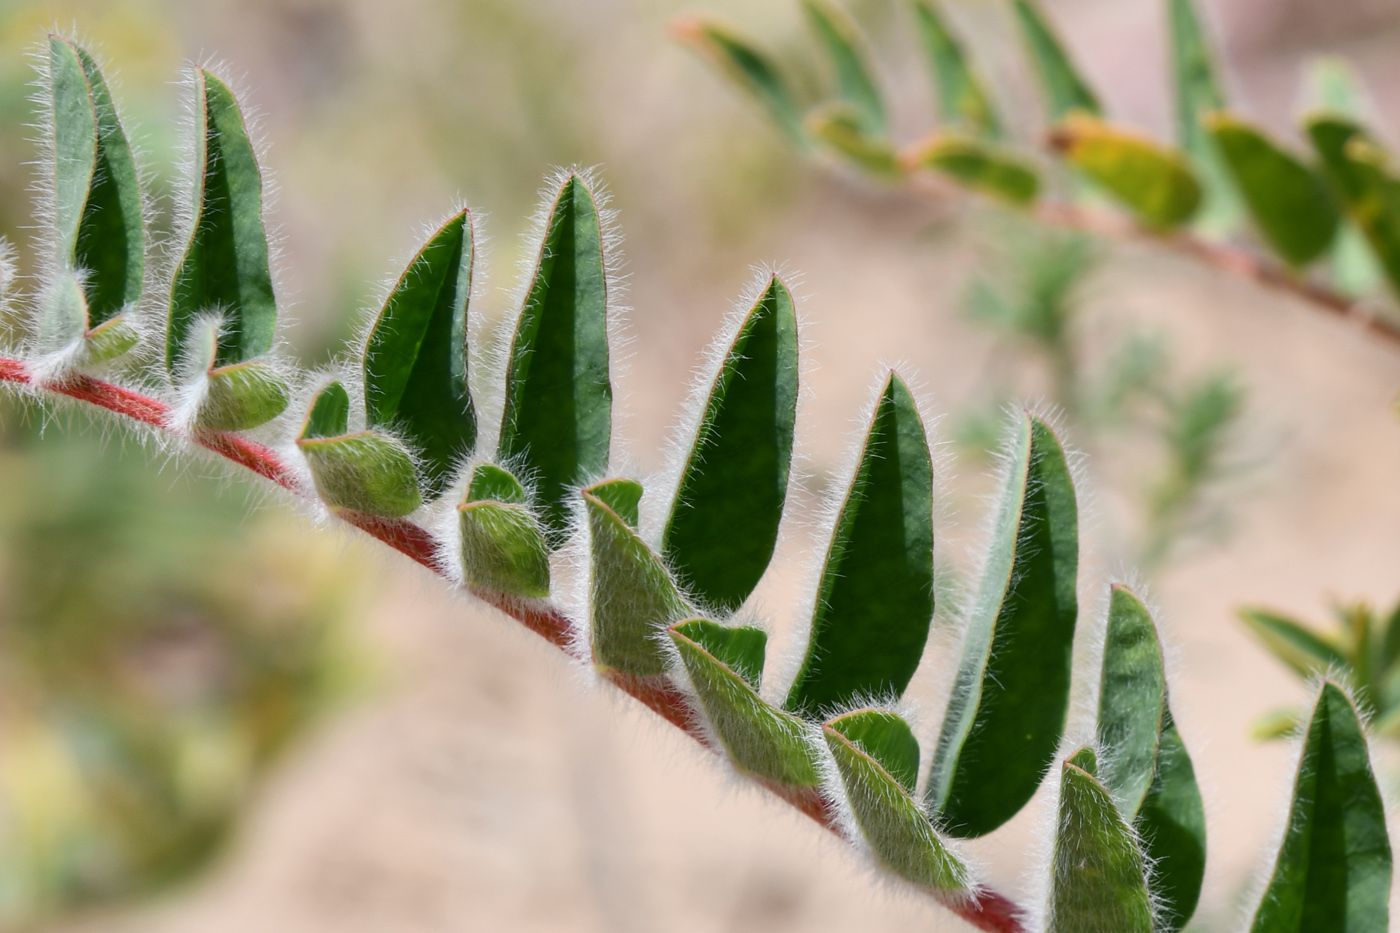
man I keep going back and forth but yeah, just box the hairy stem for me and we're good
[0,357,1026,933]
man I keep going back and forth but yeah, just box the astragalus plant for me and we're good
[0,33,1390,933]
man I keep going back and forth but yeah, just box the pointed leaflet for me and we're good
[905,135,1040,206]
[805,105,900,178]
[587,481,689,676]
[1240,608,1347,678]
[498,173,611,537]
[912,0,1001,138]
[1048,748,1154,933]
[824,712,969,892]
[588,477,642,530]
[458,464,550,599]
[927,412,1078,838]
[43,37,144,350]
[1167,0,1239,233]
[662,276,797,612]
[1206,114,1338,267]
[1249,682,1391,933]
[784,374,933,717]
[296,381,422,517]
[168,69,278,373]
[669,619,820,786]
[364,210,477,498]
[801,0,886,137]
[1011,0,1101,121]
[1051,114,1202,229]
[672,16,806,146]
[1306,115,1400,297]
[1097,586,1205,932]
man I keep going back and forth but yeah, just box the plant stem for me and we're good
[0,358,1027,933]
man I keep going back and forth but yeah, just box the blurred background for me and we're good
[0,0,1398,930]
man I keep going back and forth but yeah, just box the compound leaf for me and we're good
[1051,114,1202,228]
[801,0,886,137]
[1011,0,1100,121]
[364,209,478,498]
[672,16,806,145]
[168,69,278,376]
[784,373,933,717]
[1207,113,1338,267]
[912,0,1001,138]
[928,412,1078,838]
[498,173,611,538]
[663,275,798,613]
[1249,682,1391,933]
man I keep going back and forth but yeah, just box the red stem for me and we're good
[0,358,1026,933]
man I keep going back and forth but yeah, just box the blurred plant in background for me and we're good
[0,400,370,929]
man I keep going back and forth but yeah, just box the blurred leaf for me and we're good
[1166,0,1240,234]
[1307,115,1400,298]
[1207,112,1338,267]
[800,0,886,137]
[167,70,277,374]
[905,134,1040,205]
[364,209,478,498]
[784,373,934,717]
[912,0,1001,138]
[587,481,689,676]
[805,103,900,177]
[928,412,1078,838]
[498,172,611,537]
[1239,608,1347,678]
[1011,0,1100,121]
[1305,57,1367,120]
[296,381,422,517]
[1048,748,1154,933]
[824,714,969,891]
[457,464,550,598]
[670,619,820,785]
[1051,114,1202,229]
[1251,706,1305,741]
[663,276,798,612]
[672,15,806,145]
[1248,682,1391,933]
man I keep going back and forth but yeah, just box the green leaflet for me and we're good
[1207,113,1338,267]
[905,135,1040,206]
[168,69,278,375]
[200,361,291,432]
[1306,115,1400,297]
[928,412,1078,839]
[806,105,900,177]
[587,482,690,676]
[458,464,550,599]
[1097,586,1205,932]
[1011,0,1101,122]
[912,0,1001,138]
[1168,0,1224,159]
[364,210,477,498]
[784,374,934,718]
[825,708,918,793]
[669,619,820,786]
[37,272,90,352]
[1249,682,1391,933]
[672,16,806,146]
[824,715,969,892]
[1240,608,1348,678]
[43,38,144,353]
[1051,114,1202,229]
[662,275,797,613]
[588,477,642,530]
[297,381,422,517]
[1048,748,1154,933]
[801,0,886,137]
[498,173,611,538]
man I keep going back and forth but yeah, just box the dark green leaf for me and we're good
[669,619,820,786]
[1048,749,1154,933]
[928,412,1078,838]
[1239,608,1347,678]
[672,16,806,145]
[672,618,766,688]
[824,716,969,892]
[1249,682,1391,933]
[1138,715,1206,932]
[498,173,611,538]
[466,462,528,506]
[586,482,689,676]
[912,0,1001,138]
[784,373,933,717]
[1051,114,1202,228]
[801,0,886,137]
[1306,115,1400,298]
[297,382,422,517]
[168,69,277,374]
[364,209,477,498]
[905,134,1040,205]
[588,477,642,530]
[458,464,549,599]
[301,379,350,439]
[1011,0,1100,121]
[825,708,918,792]
[1207,113,1338,267]
[662,275,797,612]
